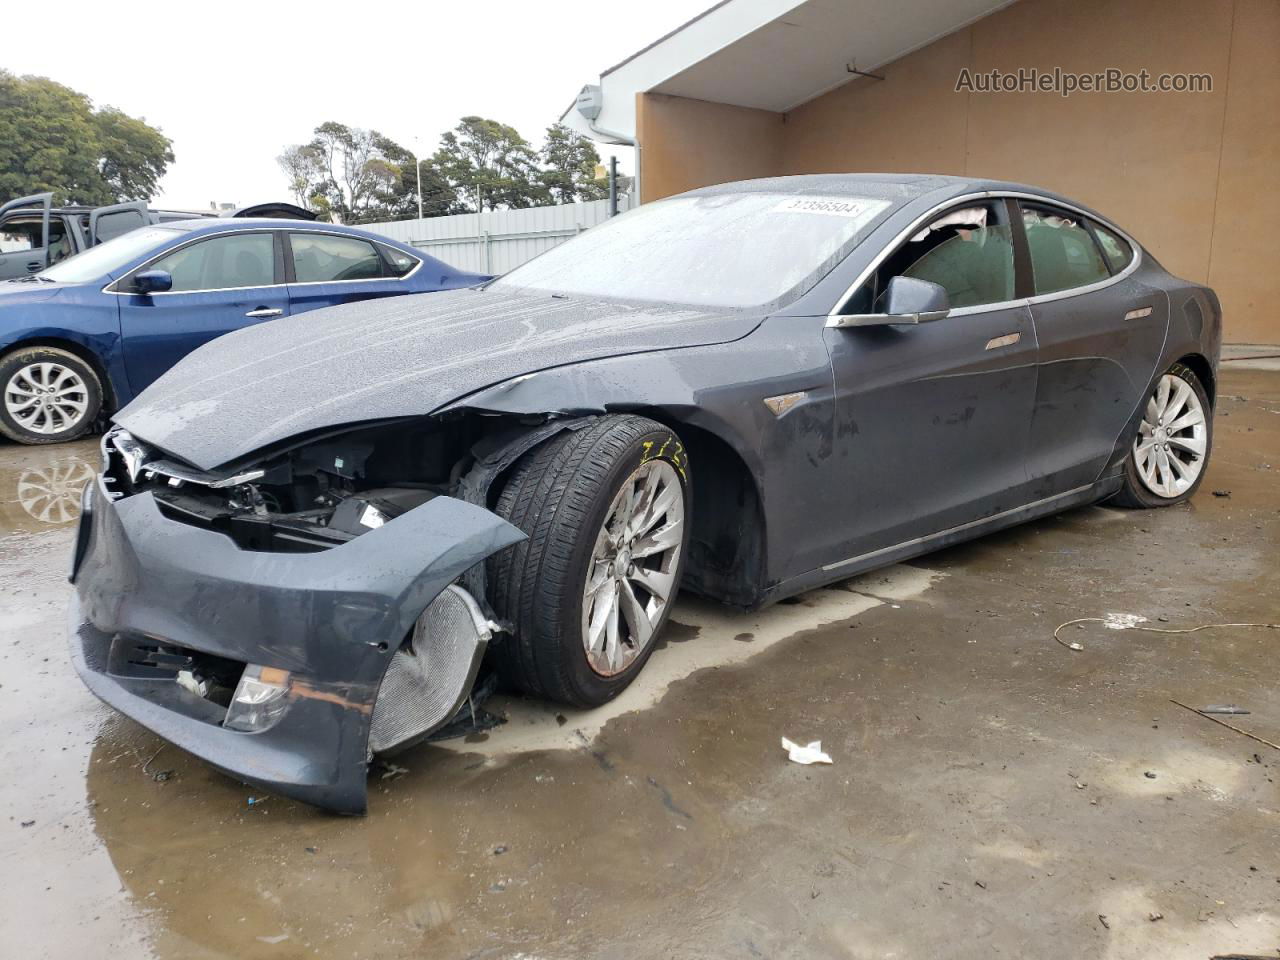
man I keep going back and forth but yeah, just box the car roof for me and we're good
[163,218,398,238]
[682,173,1112,220]
[681,173,1130,238]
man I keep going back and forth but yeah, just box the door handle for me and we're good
[245,307,283,318]
[26,261,41,271]
[984,332,1021,350]
[1124,306,1153,321]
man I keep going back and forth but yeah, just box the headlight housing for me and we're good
[223,664,292,733]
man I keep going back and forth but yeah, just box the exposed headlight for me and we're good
[223,664,292,733]
[110,428,150,481]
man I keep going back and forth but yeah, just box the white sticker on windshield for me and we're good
[771,196,890,219]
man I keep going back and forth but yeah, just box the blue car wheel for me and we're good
[0,346,103,445]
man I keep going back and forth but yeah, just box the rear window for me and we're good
[1092,222,1134,273]
[1021,204,1111,295]
[378,243,419,278]
[291,233,384,283]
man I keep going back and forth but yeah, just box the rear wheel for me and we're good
[1110,362,1212,508]
[488,415,691,708]
[0,347,103,445]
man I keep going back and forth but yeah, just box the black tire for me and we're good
[487,415,692,708]
[0,346,103,445]
[1110,361,1212,509]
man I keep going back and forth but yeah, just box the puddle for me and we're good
[0,438,97,535]
[446,563,943,757]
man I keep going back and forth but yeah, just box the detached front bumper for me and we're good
[68,476,523,814]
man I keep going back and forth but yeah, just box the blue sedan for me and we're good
[0,219,486,443]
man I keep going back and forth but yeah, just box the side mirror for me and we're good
[133,269,172,294]
[833,276,951,328]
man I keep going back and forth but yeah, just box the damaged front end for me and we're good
[67,418,543,814]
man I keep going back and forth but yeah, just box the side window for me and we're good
[291,233,383,283]
[1091,221,1133,274]
[1021,204,1110,295]
[377,243,419,278]
[144,233,275,292]
[94,210,147,243]
[0,218,43,253]
[850,202,1015,312]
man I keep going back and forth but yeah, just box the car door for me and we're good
[1017,200,1168,495]
[0,193,52,280]
[822,198,1039,563]
[284,231,413,316]
[88,201,150,246]
[114,230,289,392]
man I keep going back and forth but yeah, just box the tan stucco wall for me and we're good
[1205,0,1280,341]
[640,0,1280,343]
[635,92,785,203]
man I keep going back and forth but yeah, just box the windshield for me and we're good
[496,192,892,309]
[40,227,183,284]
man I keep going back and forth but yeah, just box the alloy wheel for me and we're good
[1134,373,1208,498]
[581,459,685,676]
[4,362,90,436]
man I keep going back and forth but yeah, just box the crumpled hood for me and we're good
[115,286,762,470]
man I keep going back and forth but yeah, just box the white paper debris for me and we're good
[781,737,833,765]
[1104,613,1149,630]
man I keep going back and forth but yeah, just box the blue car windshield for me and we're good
[495,192,892,310]
[41,226,185,284]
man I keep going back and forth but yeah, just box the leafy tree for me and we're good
[378,138,467,219]
[415,159,471,218]
[539,124,609,203]
[0,71,173,205]
[431,117,546,212]
[278,122,462,222]
[281,117,632,221]
[278,143,327,212]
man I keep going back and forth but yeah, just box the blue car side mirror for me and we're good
[133,269,173,294]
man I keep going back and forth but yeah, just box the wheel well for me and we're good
[1,337,118,412]
[1176,353,1215,407]
[641,414,766,608]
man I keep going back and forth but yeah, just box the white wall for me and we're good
[361,196,631,276]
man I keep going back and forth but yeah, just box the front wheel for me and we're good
[487,415,691,708]
[1111,362,1212,508]
[0,347,103,445]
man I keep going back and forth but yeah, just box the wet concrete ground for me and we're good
[1,367,1277,960]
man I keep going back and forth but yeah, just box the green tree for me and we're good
[0,71,173,205]
[539,123,608,203]
[278,122,461,222]
[377,138,467,219]
[431,116,546,212]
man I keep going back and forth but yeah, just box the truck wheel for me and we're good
[1110,362,1212,508]
[487,415,691,708]
[0,347,103,445]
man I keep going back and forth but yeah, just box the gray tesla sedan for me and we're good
[69,174,1220,813]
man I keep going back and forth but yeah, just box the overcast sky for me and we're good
[6,0,699,211]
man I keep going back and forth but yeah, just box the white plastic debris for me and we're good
[1104,613,1149,630]
[781,737,833,765]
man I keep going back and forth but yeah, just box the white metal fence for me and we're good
[360,195,632,276]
